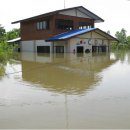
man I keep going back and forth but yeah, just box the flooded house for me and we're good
[12,6,117,53]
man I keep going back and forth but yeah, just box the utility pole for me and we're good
[64,0,65,9]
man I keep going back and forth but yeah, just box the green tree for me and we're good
[127,36,130,44]
[6,28,20,40]
[115,28,127,44]
[107,30,110,34]
[127,36,130,48]
[0,24,6,41]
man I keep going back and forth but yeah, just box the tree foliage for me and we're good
[115,28,127,44]
[0,41,15,62]
[0,24,17,63]
[6,28,20,40]
[107,30,110,34]
[111,28,130,50]
[0,24,6,41]
[127,36,130,44]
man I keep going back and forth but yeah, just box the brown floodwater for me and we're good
[0,51,130,129]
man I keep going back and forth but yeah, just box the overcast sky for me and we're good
[1,0,130,36]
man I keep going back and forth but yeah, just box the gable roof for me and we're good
[46,28,118,41]
[12,6,104,24]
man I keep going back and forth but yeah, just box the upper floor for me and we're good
[12,6,104,40]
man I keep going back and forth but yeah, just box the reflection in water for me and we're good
[1,52,130,129]
[21,52,116,95]
[0,64,5,79]
[113,50,130,64]
[0,53,20,79]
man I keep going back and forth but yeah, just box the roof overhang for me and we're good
[93,29,118,41]
[7,37,21,43]
[76,6,104,23]
[12,6,104,24]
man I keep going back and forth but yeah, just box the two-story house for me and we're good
[12,6,117,53]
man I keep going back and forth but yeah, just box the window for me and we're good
[55,19,73,30]
[79,22,92,29]
[37,46,50,53]
[37,21,49,30]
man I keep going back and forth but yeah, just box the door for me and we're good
[77,46,84,53]
[55,46,64,53]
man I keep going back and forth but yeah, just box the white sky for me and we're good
[0,0,130,36]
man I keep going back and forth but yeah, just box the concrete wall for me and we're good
[21,40,52,52]
[53,41,67,53]
[21,41,35,52]
[69,38,92,53]
[68,31,109,53]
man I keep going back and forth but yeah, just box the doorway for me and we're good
[55,46,64,53]
[77,46,84,53]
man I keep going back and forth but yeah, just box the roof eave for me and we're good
[80,6,104,23]
[46,39,66,42]
[12,13,55,24]
[12,6,83,24]
[95,28,118,42]
[94,19,104,23]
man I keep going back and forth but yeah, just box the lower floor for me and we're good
[21,38,110,54]
[8,28,117,53]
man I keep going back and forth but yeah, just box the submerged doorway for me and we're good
[77,46,84,53]
[101,46,106,52]
[55,46,64,53]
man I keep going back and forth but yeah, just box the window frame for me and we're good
[36,20,49,30]
[55,19,73,30]
[79,22,92,29]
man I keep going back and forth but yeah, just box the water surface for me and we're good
[0,51,130,129]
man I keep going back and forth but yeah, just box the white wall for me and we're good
[69,38,92,53]
[67,31,110,53]
[36,40,52,52]
[54,41,67,53]
[78,31,109,46]
[21,40,52,52]
[21,41,35,52]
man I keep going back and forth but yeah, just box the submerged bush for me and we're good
[0,42,16,78]
[0,42,15,62]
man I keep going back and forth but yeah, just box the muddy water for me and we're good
[0,51,130,129]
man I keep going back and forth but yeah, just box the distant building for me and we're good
[12,6,117,53]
